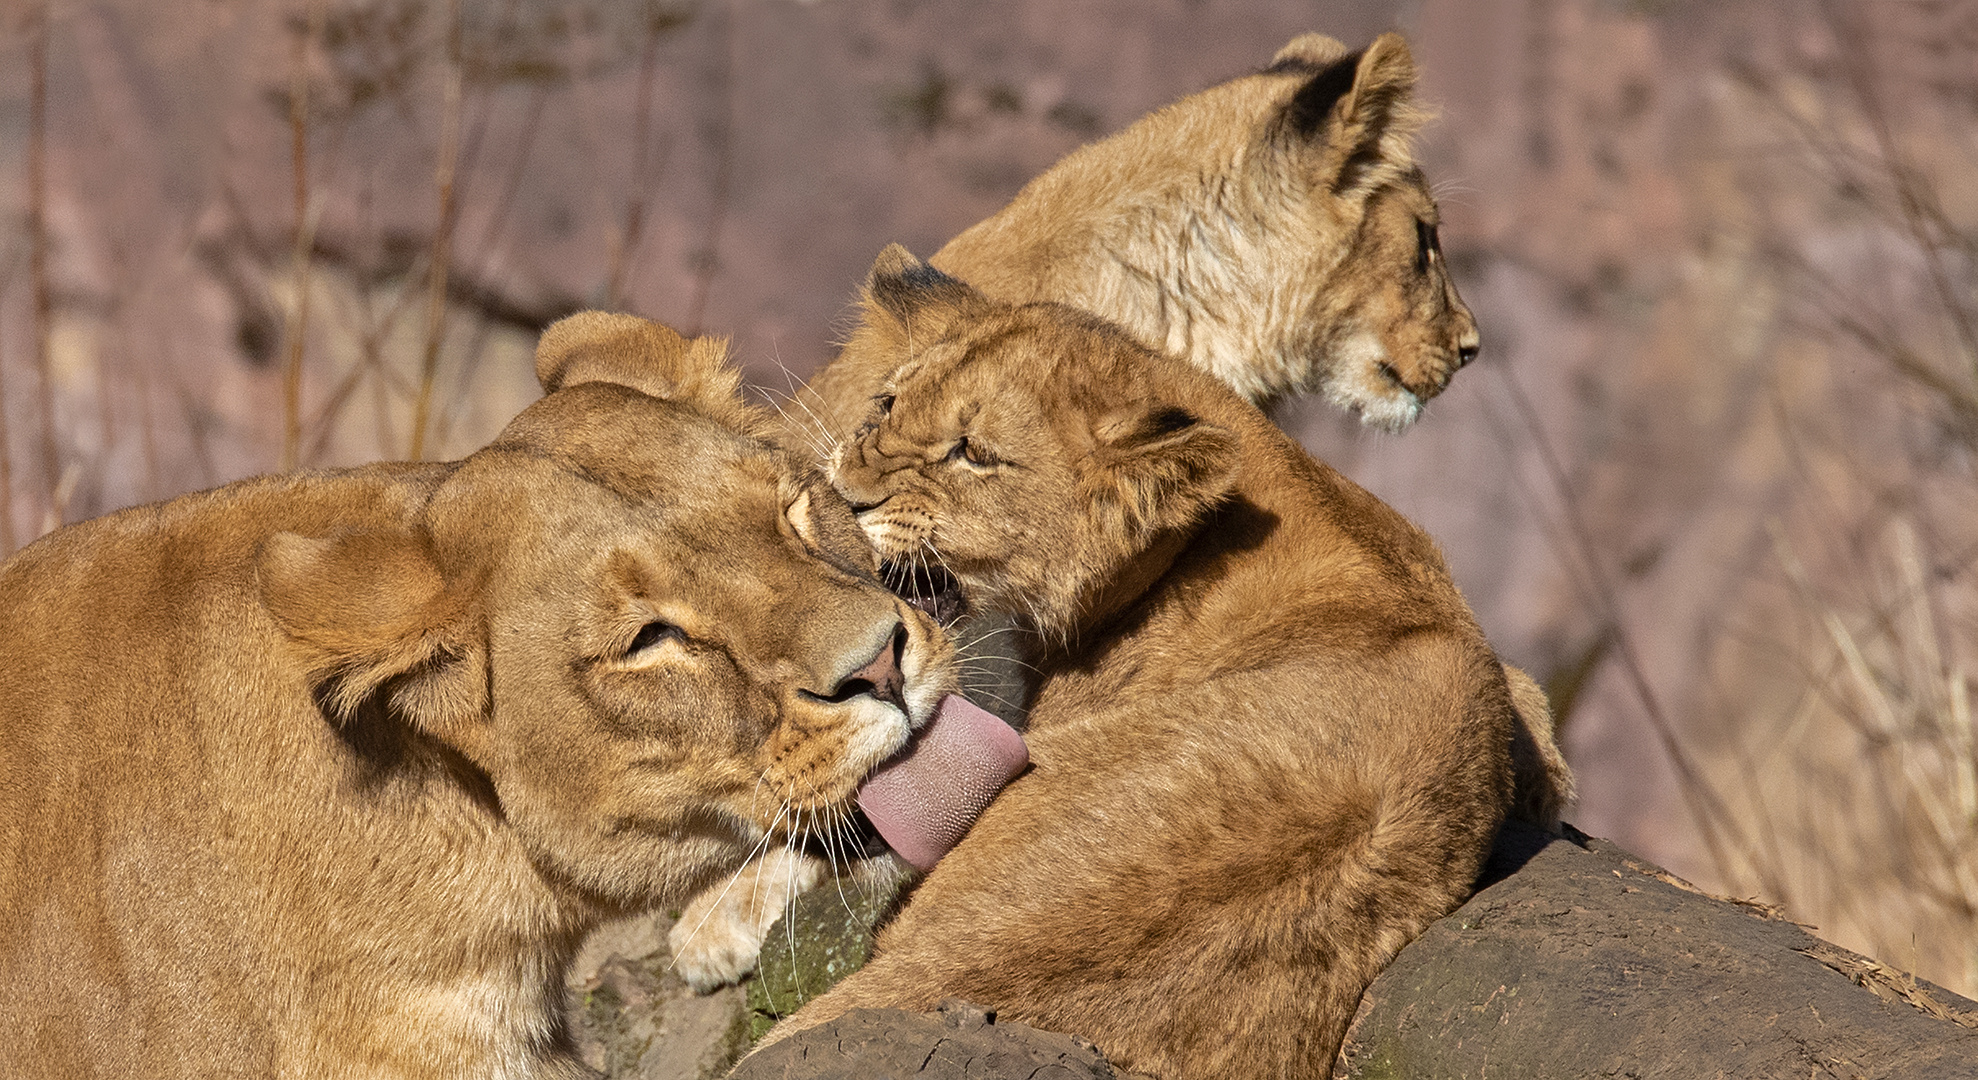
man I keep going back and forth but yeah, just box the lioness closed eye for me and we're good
[758,260,1515,1079]
[0,313,954,1079]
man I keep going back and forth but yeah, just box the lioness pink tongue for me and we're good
[857,694,1028,871]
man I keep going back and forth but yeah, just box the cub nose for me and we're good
[1456,339,1480,368]
[821,623,907,712]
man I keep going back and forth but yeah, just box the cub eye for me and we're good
[947,436,993,467]
[627,620,684,656]
[1415,219,1439,274]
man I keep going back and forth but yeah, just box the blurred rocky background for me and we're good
[1,0,1973,1050]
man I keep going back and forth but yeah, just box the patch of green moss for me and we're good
[743,880,898,1039]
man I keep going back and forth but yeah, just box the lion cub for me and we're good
[801,31,1481,444]
[766,260,1516,1078]
[680,28,1570,994]
[0,314,952,1079]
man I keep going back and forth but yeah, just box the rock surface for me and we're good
[1332,821,1978,1079]
[730,999,1123,1080]
[565,911,751,1080]
[622,823,1978,1079]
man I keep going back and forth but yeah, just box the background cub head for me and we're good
[942,32,1479,428]
[833,249,1238,641]
[259,313,954,906]
[1258,33,1483,426]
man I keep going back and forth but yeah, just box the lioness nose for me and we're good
[822,624,907,712]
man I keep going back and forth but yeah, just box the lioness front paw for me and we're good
[668,849,825,994]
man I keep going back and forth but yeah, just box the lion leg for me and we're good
[1503,663,1577,833]
[668,848,826,993]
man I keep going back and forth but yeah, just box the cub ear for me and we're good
[1086,404,1239,546]
[535,311,745,418]
[257,528,486,750]
[862,244,986,345]
[1282,31,1428,196]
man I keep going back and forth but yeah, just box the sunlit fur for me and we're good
[768,275,1516,1079]
[796,31,1481,448]
[0,313,953,1079]
[696,28,1569,994]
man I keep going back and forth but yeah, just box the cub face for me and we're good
[1303,175,1479,429]
[914,32,1480,431]
[261,314,956,907]
[831,267,1237,642]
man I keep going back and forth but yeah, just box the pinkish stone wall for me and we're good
[2,0,1973,997]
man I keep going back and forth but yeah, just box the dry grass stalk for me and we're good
[27,1,59,532]
[280,1,324,472]
[0,253,19,556]
[1716,0,1978,994]
[1768,521,1978,994]
[407,0,463,462]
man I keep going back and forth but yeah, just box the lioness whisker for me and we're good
[954,682,1022,714]
[665,800,791,974]
[955,649,1044,679]
[824,810,865,921]
[958,622,1042,647]
[779,386,844,457]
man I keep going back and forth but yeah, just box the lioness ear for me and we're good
[535,311,746,420]
[862,244,985,345]
[1268,32,1352,70]
[257,528,486,748]
[1282,31,1428,196]
[1086,404,1239,546]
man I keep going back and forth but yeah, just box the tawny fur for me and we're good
[761,261,1514,1079]
[801,31,1570,825]
[682,28,1572,993]
[0,313,954,1080]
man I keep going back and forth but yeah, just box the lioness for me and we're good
[0,313,953,1079]
[764,257,1515,1078]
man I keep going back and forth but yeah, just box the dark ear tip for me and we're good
[867,245,965,294]
[865,244,978,324]
[1284,48,1363,139]
[867,243,921,284]
[1144,405,1201,439]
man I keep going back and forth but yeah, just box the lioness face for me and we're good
[262,319,957,912]
[449,401,952,905]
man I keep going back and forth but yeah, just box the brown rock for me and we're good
[1333,821,1978,1079]
[729,999,1123,1080]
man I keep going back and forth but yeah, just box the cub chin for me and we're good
[762,261,1516,1079]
